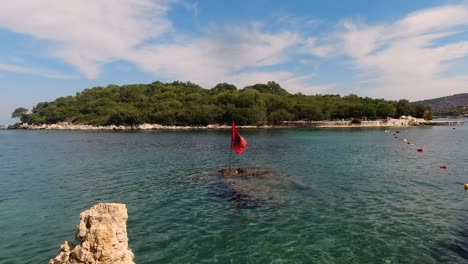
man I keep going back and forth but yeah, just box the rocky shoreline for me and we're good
[15,122,269,130]
[8,117,430,131]
[282,118,423,128]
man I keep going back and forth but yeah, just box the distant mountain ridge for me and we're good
[417,93,468,116]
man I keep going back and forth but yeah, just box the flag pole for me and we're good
[229,148,232,176]
[229,121,233,176]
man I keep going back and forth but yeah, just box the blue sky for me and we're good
[1,0,468,124]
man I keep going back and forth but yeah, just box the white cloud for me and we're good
[0,63,75,79]
[131,25,339,93]
[0,0,172,78]
[336,5,468,100]
[302,37,337,58]
[1,1,467,99]
[0,0,337,94]
[225,71,335,94]
[392,5,468,38]
[132,26,300,85]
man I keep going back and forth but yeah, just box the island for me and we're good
[11,81,435,129]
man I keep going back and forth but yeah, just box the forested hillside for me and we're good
[417,93,468,116]
[14,81,432,126]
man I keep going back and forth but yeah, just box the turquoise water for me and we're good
[1,125,468,263]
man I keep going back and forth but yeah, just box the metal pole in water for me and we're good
[229,149,232,176]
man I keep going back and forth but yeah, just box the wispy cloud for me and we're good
[226,71,334,94]
[0,63,75,79]
[180,0,199,16]
[0,0,333,93]
[132,26,300,86]
[0,1,467,98]
[335,5,468,99]
[0,0,172,79]
[301,37,336,58]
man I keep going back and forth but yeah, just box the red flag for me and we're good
[231,121,247,154]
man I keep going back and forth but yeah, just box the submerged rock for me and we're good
[49,203,134,264]
[216,167,311,208]
[218,167,274,176]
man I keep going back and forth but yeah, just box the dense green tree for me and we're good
[234,90,267,125]
[11,107,29,123]
[211,83,237,92]
[11,107,28,118]
[17,81,430,126]
[396,99,412,117]
[107,106,142,126]
[362,104,377,119]
[412,103,431,119]
[269,109,293,124]
[243,81,288,95]
[423,109,432,120]
[376,102,397,118]
[295,104,324,121]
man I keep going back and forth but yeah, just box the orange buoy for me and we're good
[464,184,468,190]
[417,148,423,152]
[440,165,447,169]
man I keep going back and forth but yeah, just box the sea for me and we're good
[0,122,467,263]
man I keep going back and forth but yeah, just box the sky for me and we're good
[1,0,468,124]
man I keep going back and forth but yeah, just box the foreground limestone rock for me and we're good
[49,203,134,264]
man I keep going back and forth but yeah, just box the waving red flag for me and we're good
[231,121,247,154]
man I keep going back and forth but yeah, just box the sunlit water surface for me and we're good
[1,124,467,263]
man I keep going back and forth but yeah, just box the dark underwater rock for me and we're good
[216,167,312,208]
[218,167,275,177]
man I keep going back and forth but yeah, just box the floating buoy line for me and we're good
[386,128,465,189]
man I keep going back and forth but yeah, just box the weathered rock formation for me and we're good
[49,203,134,264]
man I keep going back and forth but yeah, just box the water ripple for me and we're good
[1,127,468,263]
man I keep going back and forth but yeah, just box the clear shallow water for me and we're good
[0,125,467,263]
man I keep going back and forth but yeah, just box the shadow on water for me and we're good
[431,220,468,262]
[196,167,314,209]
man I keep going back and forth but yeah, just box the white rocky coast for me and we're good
[49,203,134,264]
[15,117,430,131]
[18,122,238,130]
